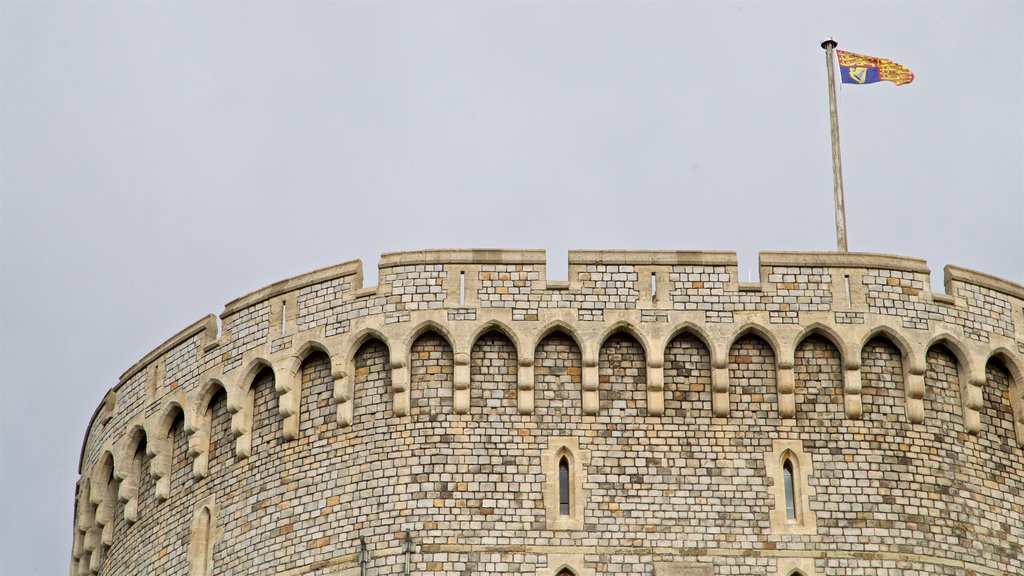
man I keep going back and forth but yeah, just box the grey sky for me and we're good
[1,2,1021,574]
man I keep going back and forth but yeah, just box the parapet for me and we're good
[72,249,1024,576]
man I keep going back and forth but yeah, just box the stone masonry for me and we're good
[72,250,1024,576]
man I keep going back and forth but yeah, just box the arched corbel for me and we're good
[843,356,863,419]
[776,349,796,420]
[391,355,410,417]
[332,357,353,427]
[186,379,222,480]
[905,357,927,424]
[453,351,471,414]
[229,361,270,460]
[710,340,730,417]
[582,349,599,416]
[518,355,535,415]
[962,363,987,435]
[274,355,303,441]
[151,400,186,502]
[646,347,665,417]
[113,424,147,524]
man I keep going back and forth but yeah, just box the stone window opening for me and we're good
[766,440,816,535]
[557,569,578,576]
[543,438,587,530]
[188,497,221,576]
[558,454,570,515]
[783,457,797,521]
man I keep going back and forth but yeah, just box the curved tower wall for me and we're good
[72,250,1024,576]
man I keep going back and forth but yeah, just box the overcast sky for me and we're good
[1,2,1021,574]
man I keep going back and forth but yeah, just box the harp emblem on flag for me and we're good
[849,67,868,84]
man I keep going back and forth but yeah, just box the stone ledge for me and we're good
[222,259,362,317]
[118,314,218,384]
[946,265,1024,301]
[568,250,737,266]
[759,251,930,274]
[379,249,547,268]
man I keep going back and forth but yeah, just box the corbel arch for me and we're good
[151,398,186,501]
[231,357,275,459]
[530,319,585,355]
[531,320,591,414]
[467,319,523,359]
[597,322,653,415]
[187,379,226,479]
[73,477,100,575]
[343,328,393,423]
[113,422,148,524]
[394,321,456,417]
[406,323,457,416]
[860,325,925,424]
[794,322,851,366]
[985,348,1024,447]
[459,320,522,414]
[596,320,652,358]
[719,323,782,418]
[729,322,784,363]
[661,323,715,419]
[274,338,332,440]
[90,449,117,548]
[662,322,715,360]
[925,333,981,433]
[793,323,854,419]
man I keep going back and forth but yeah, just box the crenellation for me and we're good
[74,249,1024,576]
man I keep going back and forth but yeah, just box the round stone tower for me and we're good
[72,250,1024,576]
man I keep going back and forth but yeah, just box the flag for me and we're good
[836,50,914,86]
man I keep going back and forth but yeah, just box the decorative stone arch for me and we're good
[984,348,1024,447]
[90,449,117,548]
[659,323,715,419]
[72,477,100,576]
[187,378,228,479]
[113,421,148,524]
[597,321,654,416]
[860,325,923,424]
[151,397,186,501]
[522,319,587,415]
[793,323,858,419]
[338,328,392,425]
[718,323,782,418]
[274,338,334,440]
[232,357,275,459]
[926,333,982,434]
[398,320,457,417]
[463,320,522,414]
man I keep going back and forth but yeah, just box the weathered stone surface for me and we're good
[73,250,1024,576]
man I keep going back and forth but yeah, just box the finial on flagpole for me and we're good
[821,37,838,50]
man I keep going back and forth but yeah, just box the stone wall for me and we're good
[72,250,1024,576]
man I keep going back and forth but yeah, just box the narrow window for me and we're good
[844,274,851,304]
[191,507,211,576]
[558,456,570,515]
[650,272,657,302]
[281,301,287,335]
[783,459,796,520]
[459,271,466,305]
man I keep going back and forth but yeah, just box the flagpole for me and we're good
[821,37,849,252]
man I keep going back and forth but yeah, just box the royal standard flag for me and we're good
[836,50,914,86]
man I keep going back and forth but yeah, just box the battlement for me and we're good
[73,250,1024,576]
